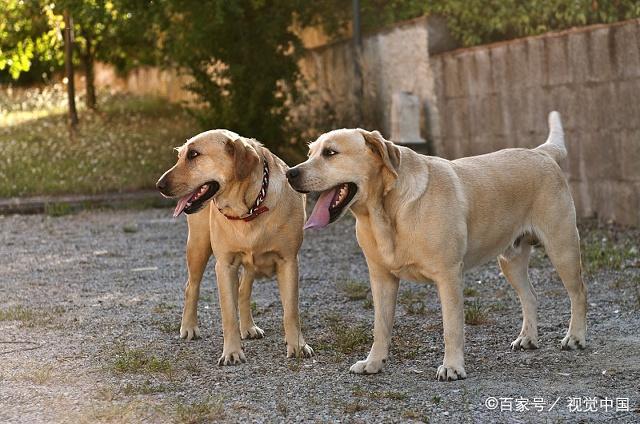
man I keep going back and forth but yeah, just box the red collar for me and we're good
[222,159,270,222]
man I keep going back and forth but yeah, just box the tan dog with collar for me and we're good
[287,112,586,380]
[157,130,313,365]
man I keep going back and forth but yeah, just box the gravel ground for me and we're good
[0,207,639,423]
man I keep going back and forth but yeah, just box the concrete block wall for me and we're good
[293,17,438,144]
[431,19,640,226]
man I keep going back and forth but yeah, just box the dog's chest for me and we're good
[239,250,280,278]
[360,239,433,282]
[389,265,429,282]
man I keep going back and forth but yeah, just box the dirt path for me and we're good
[1,208,639,423]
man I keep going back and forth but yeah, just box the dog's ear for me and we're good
[225,137,259,180]
[358,129,400,193]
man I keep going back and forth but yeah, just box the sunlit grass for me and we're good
[0,87,196,198]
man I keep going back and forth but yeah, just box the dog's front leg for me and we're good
[239,267,264,339]
[276,258,314,358]
[215,258,245,365]
[350,262,399,374]
[435,269,466,381]
[180,216,212,340]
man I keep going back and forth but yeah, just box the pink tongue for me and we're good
[173,194,192,218]
[304,188,337,230]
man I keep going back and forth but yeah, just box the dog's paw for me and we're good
[287,343,314,359]
[436,364,466,381]
[217,349,246,366]
[511,335,539,351]
[241,325,265,340]
[179,323,201,341]
[349,358,386,375]
[561,334,586,350]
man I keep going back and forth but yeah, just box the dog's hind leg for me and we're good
[239,268,264,339]
[536,217,587,350]
[499,242,539,350]
[181,211,212,341]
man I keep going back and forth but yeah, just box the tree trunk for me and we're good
[352,0,363,127]
[82,32,97,110]
[63,9,79,126]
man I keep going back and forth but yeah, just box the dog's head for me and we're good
[286,128,400,229]
[156,129,260,217]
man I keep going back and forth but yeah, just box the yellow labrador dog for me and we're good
[157,129,313,365]
[286,112,586,381]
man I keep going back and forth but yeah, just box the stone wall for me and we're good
[294,17,439,144]
[430,19,640,226]
[94,63,196,103]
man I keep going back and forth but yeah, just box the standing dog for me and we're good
[157,129,313,365]
[286,112,586,380]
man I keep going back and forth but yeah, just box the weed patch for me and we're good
[340,280,369,301]
[323,314,371,354]
[399,290,427,315]
[113,347,173,375]
[175,397,224,424]
[464,300,488,325]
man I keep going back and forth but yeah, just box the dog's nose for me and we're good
[156,178,168,192]
[286,167,300,181]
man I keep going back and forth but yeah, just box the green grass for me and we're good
[323,314,372,354]
[344,402,366,413]
[352,386,407,401]
[122,224,139,233]
[340,280,369,301]
[399,290,427,315]
[403,409,430,421]
[581,230,638,274]
[155,320,181,335]
[464,300,488,325]
[463,287,479,297]
[175,397,225,424]
[0,88,196,198]
[113,347,173,375]
[0,305,35,322]
[122,381,171,396]
[152,302,174,314]
[0,305,65,327]
[23,365,55,385]
[44,202,74,217]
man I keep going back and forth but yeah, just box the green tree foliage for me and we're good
[0,1,64,83]
[54,0,155,107]
[154,0,308,155]
[1,1,152,96]
[434,0,640,46]
[310,0,640,46]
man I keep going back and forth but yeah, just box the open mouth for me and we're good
[305,182,357,230]
[173,181,220,217]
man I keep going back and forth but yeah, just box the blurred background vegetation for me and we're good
[1,0,639,197]
[310,0,640,46]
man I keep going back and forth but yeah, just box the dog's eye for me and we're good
[186,150,199,160]
[322,148,337,157]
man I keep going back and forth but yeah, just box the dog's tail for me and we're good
[534,111,567,163]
